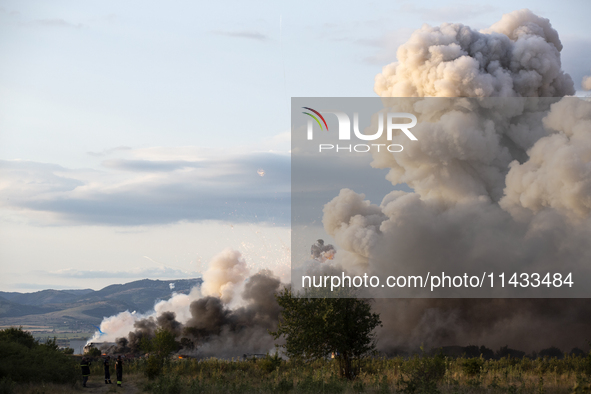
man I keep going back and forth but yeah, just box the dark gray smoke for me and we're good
[374,298,591,354]
[310,239,336,261]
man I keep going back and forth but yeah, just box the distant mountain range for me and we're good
[0,278,202,331]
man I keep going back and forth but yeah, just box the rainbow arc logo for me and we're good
[302,107,328,131]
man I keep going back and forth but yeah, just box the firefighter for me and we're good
[80,357,91,388]
[115,355,123,387]
[103,355,112,384]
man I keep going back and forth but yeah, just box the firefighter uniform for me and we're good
[115,356,123,387]
[104,356,112,384]
[80,358,91,387]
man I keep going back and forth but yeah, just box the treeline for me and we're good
[395,345,588,360]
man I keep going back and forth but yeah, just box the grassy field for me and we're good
[145,355,591,394]
[8,353,588,394]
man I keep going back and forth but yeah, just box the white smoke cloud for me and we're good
[374,9,574,98]
[88,249,249,343]
[315,8,591,349]
[200,249,249,304]
[583,70,591,91]
[89,310,142,344]
[501,99,591,219]
[153,286,202,324]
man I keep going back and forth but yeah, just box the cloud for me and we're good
[87,146,132,158]
[0,7,20,17]
[11,283,89,291]
[212,30,269,41]
[0,150,290,226]
[398,3,497,22]
[361,28,415,65]
[25,18,84,29]
[101,159,205,172]
[46,266,197,279]
[556,36,591,91]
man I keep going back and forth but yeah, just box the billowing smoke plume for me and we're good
[373,298,591,354]
[184,270,282,357]
[91,9,590,357]
[320,8,591,352]
[375,9,574,98]
[91,249,284,358]
[200,249,248,304]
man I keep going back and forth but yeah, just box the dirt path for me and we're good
[81,380,143,394]
[13,375,148,394]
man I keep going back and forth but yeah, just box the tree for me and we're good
[86,346,102,357]
[62,347,74,355]
[0,327,37,349]
[270,287,381,379]
[0,327,78,384]
[140,328,179,379]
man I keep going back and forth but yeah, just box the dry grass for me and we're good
[12,373,147,394]
[6,355,591,394]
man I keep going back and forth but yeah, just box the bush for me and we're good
[0,328,78,385]
[0,327,37,349]
[151,375,182,394]
[145,355,164,380]
[274,377,294,393]
[462,357,484,376]
[141,328,180,379]
[399,352,446,394]
[86,346,102,357]
[584,352,591,377]
[258,353,282,374]
[296,375,325,393]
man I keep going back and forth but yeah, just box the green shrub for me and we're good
[145,355,164,380]
[86,346,102,357]
[462,357,484,376]
[62,347,74,355]
[353,380,365,393]
[0,328,78,385]
[572,375,591,394]
[297,375,324,393]
[585,353,591,377]
[0,327,36,349]
[399,352,446,394]
[274,377,294,393]
[258,353,282,374]
[151,375,182,394]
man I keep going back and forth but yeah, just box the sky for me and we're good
[0,0,590,292]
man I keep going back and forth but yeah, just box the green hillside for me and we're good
[0,278,202,336]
